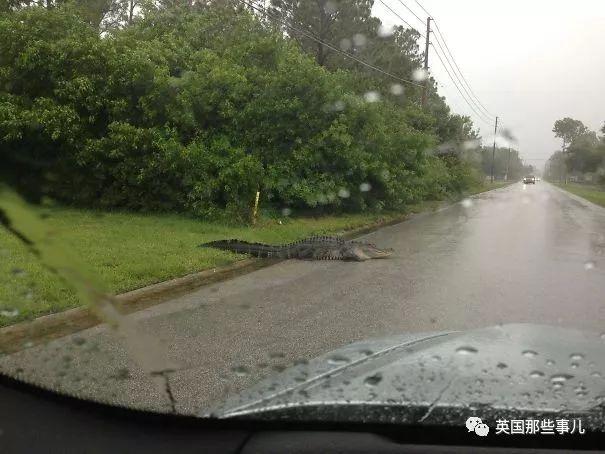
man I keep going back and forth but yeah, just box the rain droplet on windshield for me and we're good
[377,24,395,37]
[352,33,367,47]
[389,83,404,96]
[584,261,595,270]
[328,354,350,365]
[570,353,585,361]
[11,267,26,277]
[460,198,473,208]
[455,346,478,355]
[364,91,380,103]
[412,68,428,82]
[497,362,508,369]
[339,38,352,51]
[522,350,538,358]
[550,373,574,384]
[0,308,19,318]
[546,359,555,366]
[363,372,383,387]
[337,188,350,199]
[530,370,545,378]
[359,182,372,192]
[231,365,249,377]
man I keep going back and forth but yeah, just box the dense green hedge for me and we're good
[0,5,480,220]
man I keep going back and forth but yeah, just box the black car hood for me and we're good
[206,324,605,428]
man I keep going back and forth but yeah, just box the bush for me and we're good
[0,5,481,219]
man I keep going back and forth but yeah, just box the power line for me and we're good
[243,0,425,88]
[377,0,424,37]
[394,0,425,25]
[432,20,496,119]
[412,0,496,119]
[431,33,495,121]
[430,43,494,126]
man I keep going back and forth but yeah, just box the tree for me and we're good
[552,117,588,151]
[267,0,374,68]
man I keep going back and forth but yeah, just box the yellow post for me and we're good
[251,190,260,225]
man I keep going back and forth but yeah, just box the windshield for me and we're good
[1,0,605,443]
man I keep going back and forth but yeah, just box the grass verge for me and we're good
[552,182,605,207]
[0,183,503,327]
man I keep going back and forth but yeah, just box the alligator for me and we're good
[199,236,393,261]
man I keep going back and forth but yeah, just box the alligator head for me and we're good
[345,242,394,261]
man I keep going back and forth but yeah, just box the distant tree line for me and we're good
[546,118,605,184]
[1,1,488,221]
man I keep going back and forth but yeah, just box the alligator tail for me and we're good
[199,239,282,258]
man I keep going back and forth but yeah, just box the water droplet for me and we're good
[570,353,584,361]
[359,182,372,192]
[431,354,441,361]
[600,333,605,340]
[591,371,601,378]
[497,362,508,369]
[364,91,380,103]
[455,346,478,355]
[389,83,404,96]
[337,188,350,198]
[584,261,595,270]
[72,336,86,346]
[11,267,26,277]
[328,355,350,365]
[352,33,367,47]
[377,24,395,37]
[530,370,545,378]
[363,373,383,387]
[331,100,345,111]
[460,198,473,208]
[522,350,538,358]
[550,373,574,384]
[231,365,249,377]
[339,38,351,51]
[113,368,131,380]
[546,359,555,366]
[570,362,579,369]
[0,309,19,318]
[412,68,428,82]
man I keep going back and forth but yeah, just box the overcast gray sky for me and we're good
[373,0,605,170]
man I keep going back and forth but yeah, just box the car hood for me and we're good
[205,324,605,428]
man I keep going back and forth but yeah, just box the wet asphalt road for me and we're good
[2,181,605,415]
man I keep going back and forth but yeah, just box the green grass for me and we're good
[552,182,605,207]
[0,182,501,327]
[0,206,412,327]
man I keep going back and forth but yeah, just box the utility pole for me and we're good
[421,17,432,108]
[490,116,499,183]
[505,146,511,181]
